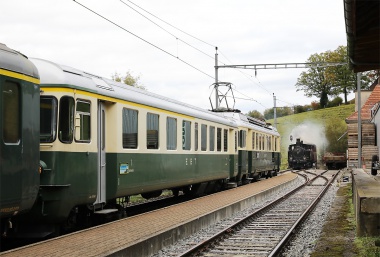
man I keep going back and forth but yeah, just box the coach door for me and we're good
[95,101,106,206]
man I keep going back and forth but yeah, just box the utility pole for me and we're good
[273,93,277,128]
[214,47,219,109]
[357,72,362,168]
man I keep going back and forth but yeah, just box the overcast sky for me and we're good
[1,0,348,114]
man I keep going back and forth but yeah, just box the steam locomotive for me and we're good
[288,138,317,169]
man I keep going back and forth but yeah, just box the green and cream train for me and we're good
[5,56,280,237]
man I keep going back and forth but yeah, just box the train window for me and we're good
[147,113,159,149]
[268,136,272,151]
[122,108,138,149]
[195,122,198,151]
[223,129,228,152]
[259,134,263,150]
[252,132,255,150]
[75,100,91,142]
[201,124,207,151]
[182,120,191,150]
[239,130,246,148]
[217,128,222,152]
[167,117,177,150]
[40,96,58,143]
[258,134,261,150]
[59,96,75,143]
[265,135,268,150]
[233,131,236,152]
[275,138,278,151]
[2,81,20,143]
[209,126,215,151]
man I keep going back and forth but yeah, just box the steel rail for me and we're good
[177,171,316,257]
[268,170,340,257]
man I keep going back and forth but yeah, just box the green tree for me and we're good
[246,110,264,120]
[294,105,309,114]
[295,51,331,108]
[325,45,374,104]
[264,107,292,119]
[296,46,377,106]
[327,96,343,108]
[324,118,347,153]
[112,71,146,90]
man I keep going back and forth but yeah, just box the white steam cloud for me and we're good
[285,121,328,157]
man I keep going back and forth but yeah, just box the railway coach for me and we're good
[0,43,40,236]
[220,111,280,183]
[11,58,240,236]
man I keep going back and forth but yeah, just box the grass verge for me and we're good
[311,183,380,256]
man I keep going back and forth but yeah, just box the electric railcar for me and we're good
[218,111,281,183]
[0,43,40,234]
[288,138,317,169]
[3,55,281,238]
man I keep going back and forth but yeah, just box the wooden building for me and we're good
[346,82,380,168]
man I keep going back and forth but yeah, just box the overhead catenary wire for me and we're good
[233,88,268,109]
[119,0,215,60]
[73,0,214,79]
[122,0,216,48]
[121,0,273,108]
[218,51,306,110]
[218,50,271,93]
[74,0,297,113]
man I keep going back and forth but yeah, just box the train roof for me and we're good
[0,43,39,79]
[30,58,237,127]
[219,112,280,136]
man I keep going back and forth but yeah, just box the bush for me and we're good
[311,101,320,110]
[328,96,343,107]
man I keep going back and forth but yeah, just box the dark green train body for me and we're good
[224,112,281,184]
[0,43,40,235]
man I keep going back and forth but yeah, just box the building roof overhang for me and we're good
[344,0,380,72]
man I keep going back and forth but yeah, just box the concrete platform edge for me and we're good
[352,168,380,237]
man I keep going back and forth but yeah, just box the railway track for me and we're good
[1,175,282,252]
[176,170,339,257]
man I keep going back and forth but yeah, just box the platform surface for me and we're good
[1,172,297,257]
